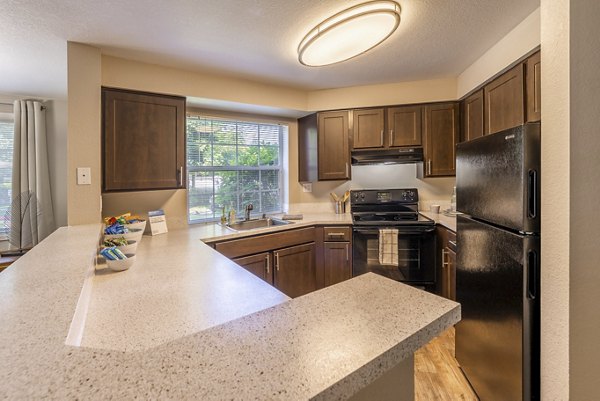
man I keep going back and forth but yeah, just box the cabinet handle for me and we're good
[389,129,393,146]
[265,255,270,275]
[178,166,184,187]
[380,129,384,145]
[427,160,432,175]
[346,243,349,261]
[275,252,280,271]
[442,249,448,268]
[345,162,349,177]
[327,232,346,238]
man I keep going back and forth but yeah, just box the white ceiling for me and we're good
[1,0,539,100]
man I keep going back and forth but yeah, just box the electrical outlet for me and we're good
[302,183,312,193]
[77,167,91,185]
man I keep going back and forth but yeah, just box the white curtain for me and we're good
[10,100,55,248]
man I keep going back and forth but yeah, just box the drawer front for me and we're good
[447,229,456,245]
[323,226,351,242]
[215,227,316,259]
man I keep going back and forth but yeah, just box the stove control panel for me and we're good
[351,189,418,204]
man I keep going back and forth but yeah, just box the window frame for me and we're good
[186,114,287,224]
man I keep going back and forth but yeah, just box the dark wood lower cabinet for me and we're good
[274,242,317,298]
[323,242,352,287]
[442,246,456,301]
[437,226,456,301]
[232,252,272,285]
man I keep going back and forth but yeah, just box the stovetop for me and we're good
[350,189,435,227]
[352,212,435,225]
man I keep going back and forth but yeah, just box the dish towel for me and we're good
[379,228,399,266]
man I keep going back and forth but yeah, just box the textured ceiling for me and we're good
[1,0,539,99]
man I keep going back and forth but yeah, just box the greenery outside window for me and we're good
[187,115,286,223]
[0,113,14,237]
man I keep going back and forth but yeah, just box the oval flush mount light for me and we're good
[298,1,401,67]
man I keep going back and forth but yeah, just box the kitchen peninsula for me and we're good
[0,218,459,400]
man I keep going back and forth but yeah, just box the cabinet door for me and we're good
[387,106,422,147]
[484,64,525,135]
[274,242,316,298]
[317,111,350,180]
[103,88,186,191]
[298,113,318,183]
[232,252,273,285]
[526,51,541,123]
[423,103,459,177]
[323,242,352,287]
[352,108,384,149]
[461,89,484,142]
[442,246,456,301]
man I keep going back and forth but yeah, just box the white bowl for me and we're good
[125,220,146,235]
[106,254,136,271]
[102,238,138,255]
[104,228,143,243]
[115,240,137,255]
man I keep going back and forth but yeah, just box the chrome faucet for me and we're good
[244,203,254,221]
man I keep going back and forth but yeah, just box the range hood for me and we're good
[351,147,424,165]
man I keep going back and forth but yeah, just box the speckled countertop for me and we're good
[195,212,353,243]
[0,216,460,400]
[419,211,458,232]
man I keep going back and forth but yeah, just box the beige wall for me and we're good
[569,0,600,396]
[457,8,541,98]
[307,78,457,111]
[539,0,600,399]
[45,99,68,227]
[102,55,308,112]
[67,42,102,225]
[540,0,569,397]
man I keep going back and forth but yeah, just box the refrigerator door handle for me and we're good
[526,249,538,300]
[527,169,538,219]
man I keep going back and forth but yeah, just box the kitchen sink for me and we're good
[223,217,293,231]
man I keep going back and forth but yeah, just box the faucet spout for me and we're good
[244,203,254,221]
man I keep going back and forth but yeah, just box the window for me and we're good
[186,115,286,223]
[0,113,14,237]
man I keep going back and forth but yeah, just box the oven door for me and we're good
[352,226,437,286]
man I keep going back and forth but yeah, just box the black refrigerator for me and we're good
[455,123,540,401]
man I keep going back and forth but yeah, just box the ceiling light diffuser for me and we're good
[298,1,401,67]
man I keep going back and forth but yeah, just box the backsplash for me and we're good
[290,163,455,212]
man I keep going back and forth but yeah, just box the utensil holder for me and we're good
[334,201,346,214]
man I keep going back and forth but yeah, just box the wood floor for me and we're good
[415,328,479,401]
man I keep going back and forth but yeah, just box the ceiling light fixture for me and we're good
[298,1,401,67]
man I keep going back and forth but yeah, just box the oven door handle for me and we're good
[353,226,436,235]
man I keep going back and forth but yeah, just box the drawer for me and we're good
[447,229,456,244]
[215,227,316,259]
[323,226,351,242]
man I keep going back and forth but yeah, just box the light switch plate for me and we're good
[77,167,91,185]
[302,183,312,193]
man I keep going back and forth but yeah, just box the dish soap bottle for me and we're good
[220,206,227,224]
[228,203,236,224]
[450,186,457,212]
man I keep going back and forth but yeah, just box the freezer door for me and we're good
[456,215,539,401]
[456,123,540,233]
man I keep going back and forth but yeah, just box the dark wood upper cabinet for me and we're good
[298,113,318,183]
[317,111,351,181]
[274,242,317,298]
[387,106,422,147]
[102,87,186,192]
[526,51,541,122]
[232,252,273,285]
[422,103,459,177]
[352,108,384,149]
[461,89,484,142]
[484,64,525,135]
